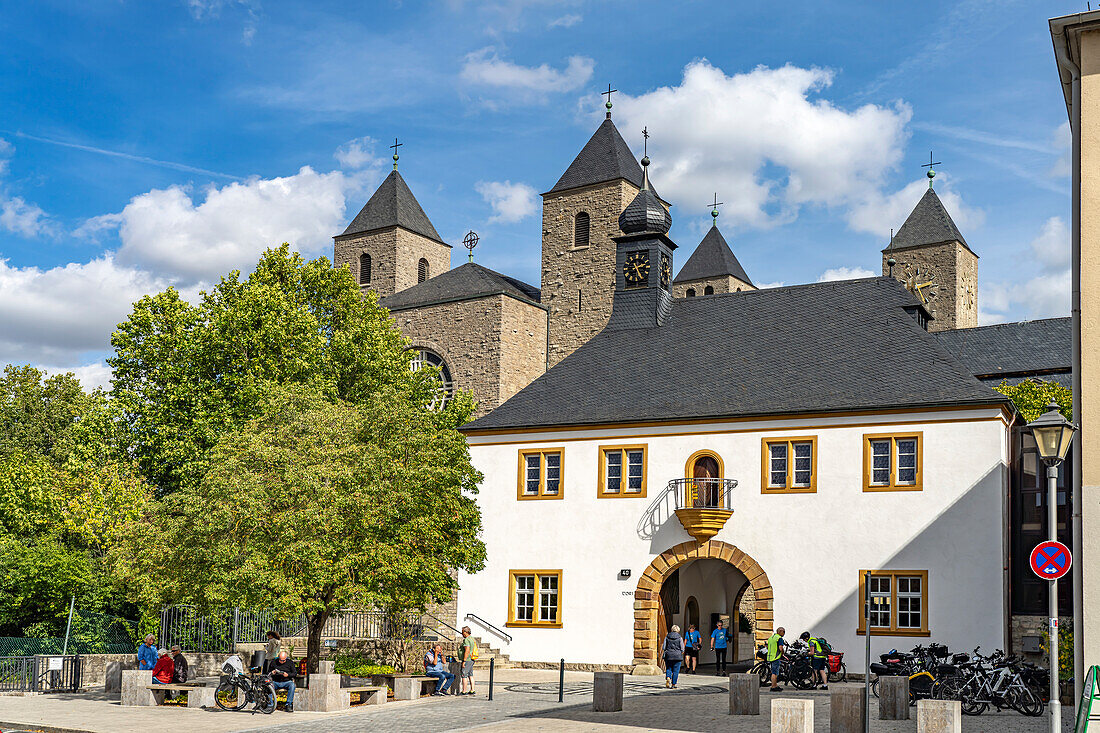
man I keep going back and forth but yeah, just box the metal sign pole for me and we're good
[1048,464,1061,733]
[864,570,871,733]
[61,595,75,656]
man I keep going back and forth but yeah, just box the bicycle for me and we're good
[941,648,1044,717]
[215,656,277,714]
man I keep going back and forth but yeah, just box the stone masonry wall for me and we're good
[954,241,979,329]
[333,226,451,298]
[882,240,975,332]
[498,296,547,405]
[541,180,639,367]
[671,274,754,299]
[390,296,502,418]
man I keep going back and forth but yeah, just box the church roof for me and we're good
[884,187,973,254]
[545,118,656,196]
[381,262,541,312]
[673,225,753,286]
[339,169,448,245]
[933,317,1071,388]
[464,277,1005,432]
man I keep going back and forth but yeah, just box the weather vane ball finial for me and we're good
[602,84,617,118]
[640,126,650,167]
[463,230,479,262]
[709,193,723,226]
[390,137,403,170]
[921,150,941,189]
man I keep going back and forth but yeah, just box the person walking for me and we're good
[800,631,829,690]
[662,625,685,689]
[459,626,478,696]
[137,634,157,671]
[710,619,731,676]
[263,630,281,673]
[683,624,701,674]
[766,627,789,692]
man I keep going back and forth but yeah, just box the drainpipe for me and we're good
[1053,33,1083,710]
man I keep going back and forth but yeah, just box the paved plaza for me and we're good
[0,668,1077,733]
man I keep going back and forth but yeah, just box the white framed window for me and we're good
[761,437,817,493]
[517,450,563,500]
[599,445,647,497]
[508,570,562,627]
[864,433,923,491]
[859,570,929,636]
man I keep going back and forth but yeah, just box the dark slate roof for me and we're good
[673,225,753,286]
[545,117,657,196]
[464,277,1005,432]
[381,262,541,312]
[339,170,447,244]
[933,317,1071,388]
[618,178,671,235]
[884,187,973,254]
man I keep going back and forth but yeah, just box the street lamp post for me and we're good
[1027,400,1077,733]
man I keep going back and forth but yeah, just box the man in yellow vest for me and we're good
[766,626,788,692]
[800,631,829,690]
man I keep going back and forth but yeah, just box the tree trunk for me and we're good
[306,609,331,674]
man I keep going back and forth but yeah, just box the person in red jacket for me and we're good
[151,648,174,684]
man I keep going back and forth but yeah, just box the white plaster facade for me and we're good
[457,407,1010,673]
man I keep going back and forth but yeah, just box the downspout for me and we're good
[1053,33,1083,709]
[1005,409,1017,657]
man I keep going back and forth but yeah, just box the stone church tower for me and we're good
[540,111,667,366]
[333,166,451,297]
[672,210,755,298]
[882,177,978,332]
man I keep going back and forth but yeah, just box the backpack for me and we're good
[470,641,479,661]
[813,636,832,655]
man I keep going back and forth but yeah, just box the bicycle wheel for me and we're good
[828,663,847,684]
[959,681,987,716]
[754,663,770,686]
[254,680,276,714]
[932,676,962,700]
[215,680,248,711]
[790,665,815,690]
[871,677,880,698]
[1010,686,1044,717]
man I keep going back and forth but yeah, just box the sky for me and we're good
[0,0,1077,389]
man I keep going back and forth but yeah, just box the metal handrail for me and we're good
[464,613,513,644]
[667,478,738,510]
[424,613,463,639]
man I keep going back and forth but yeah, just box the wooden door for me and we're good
[692,455,720,507]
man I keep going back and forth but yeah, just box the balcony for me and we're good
[669,478,737,543]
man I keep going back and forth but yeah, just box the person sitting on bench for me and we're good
[269,650,296,713]
[423,644,454,696]
[170,645,189,683]
[151,648,174,685]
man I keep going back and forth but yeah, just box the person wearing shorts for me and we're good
[459,626,477,695]
[683,624,701,674]
[766,627,788,692]
[801,632,828,689]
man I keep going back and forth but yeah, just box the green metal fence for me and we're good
[0,613,137,656]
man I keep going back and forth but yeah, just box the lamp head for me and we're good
[1026,400,1076,465]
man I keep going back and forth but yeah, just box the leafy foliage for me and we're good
[332,649,395,677]
[0,365,96,465]
[995,379,1072,422]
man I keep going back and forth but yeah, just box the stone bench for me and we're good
[295,675,391,711]
[370,673,438,700]
[346,685,388,706]
[121,671,214,708]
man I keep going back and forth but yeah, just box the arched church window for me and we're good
[574,212,590,249]
[410,348,453,409]
[359,253,372,285]
[686,288,696,298]
[704,285,714,295]
[418,258,429,284]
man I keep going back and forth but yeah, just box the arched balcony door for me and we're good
[686,451,723,508]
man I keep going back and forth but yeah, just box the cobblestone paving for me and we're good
[236,669,1077,733]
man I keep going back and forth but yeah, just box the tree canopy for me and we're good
[995,378,1072,421]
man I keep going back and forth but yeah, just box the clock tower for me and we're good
[882,169,978,332]
[607,156,676,330]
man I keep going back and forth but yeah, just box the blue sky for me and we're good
[0,0,1075,387]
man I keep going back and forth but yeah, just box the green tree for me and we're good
[995,379,1072,421]
[114,385,485,671]
[0,365,96,465]
[110,244,447,495]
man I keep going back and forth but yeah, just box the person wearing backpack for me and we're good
[459,626,479,696]
[800,631,830,689]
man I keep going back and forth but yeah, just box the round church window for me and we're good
[410,349,454,409]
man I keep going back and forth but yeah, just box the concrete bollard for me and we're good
[771,698,813,733]
[917,698,961,733]
[186,685,216,709]
[119,670,155,707]
[729,673,760,715]
[592,671,624,712]
[298,673,349,712]
[319,660,335,674]
[830,686,867,733]
[104,661,123,693]
[393,676,423,700]
[878,675,910,720]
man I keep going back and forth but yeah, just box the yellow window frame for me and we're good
[516,449,564,500]
[863,432,923,492]
[760,436,818,494]
[857,569,930,636]
[506,569,563,628]
[598,444,648,498]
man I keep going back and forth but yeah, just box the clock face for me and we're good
[901,263,937,305]
[624,251,650,288]
[659,256,671,289]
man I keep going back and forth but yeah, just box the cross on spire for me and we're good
[602,84,617,118]
[390,137,403,170]
[709,193,724,225]
[921,150,941,188]
[642,126,649,156]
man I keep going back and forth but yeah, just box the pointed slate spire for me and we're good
[884,187,972,254]
[618,157,671,235]
[341,169,446,244]
[544,117,658,196]
[673,226,753,287]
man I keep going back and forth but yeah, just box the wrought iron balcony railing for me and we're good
[668,478,738,511]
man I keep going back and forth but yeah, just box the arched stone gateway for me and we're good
[632,540,773,675]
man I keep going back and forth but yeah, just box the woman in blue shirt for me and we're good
[683,624,701,674]
[137,634,158,671]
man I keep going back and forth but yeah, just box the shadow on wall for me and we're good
[637,483,696,555]
[801,462,1005,671]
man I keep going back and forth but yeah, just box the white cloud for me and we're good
[475,180,537,223]
[817,266,875,282]
[335,136,383,170]
[980,216,1071,324]
[846,176,983,239]
[614,61,912,230]
[461,48,593,93]
[40,362,114,392]
[83,166,367,285]
[548,13,582,28]
[755,281,786,289]
[0,138,55,237]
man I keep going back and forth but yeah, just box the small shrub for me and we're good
[332,649,395,677]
